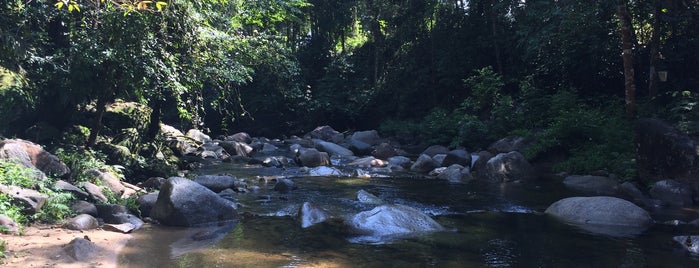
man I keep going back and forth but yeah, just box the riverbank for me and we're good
[1,224,132,267]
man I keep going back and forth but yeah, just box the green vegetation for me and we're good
[0,1,698,180]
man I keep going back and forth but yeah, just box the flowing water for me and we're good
[118,162,699,267]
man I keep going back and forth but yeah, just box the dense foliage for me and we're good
[1,0,699,179]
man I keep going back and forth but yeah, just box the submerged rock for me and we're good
[299,202,334,228]
[347,204,445,236]
[673,236,699,255]
[357,190,385,205]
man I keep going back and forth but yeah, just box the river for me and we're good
[117,162,699,267]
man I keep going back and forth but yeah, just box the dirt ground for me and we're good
[1,225,132,268]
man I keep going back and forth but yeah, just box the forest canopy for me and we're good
[2,0,699,177]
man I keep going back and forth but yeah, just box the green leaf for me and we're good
[156,1,167,11]
[54,1,64,9]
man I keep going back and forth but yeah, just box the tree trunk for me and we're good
[87,94,108,147]
[617,0,636,119]
[647,0,662,104]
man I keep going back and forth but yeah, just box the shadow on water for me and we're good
[118,162,699,267]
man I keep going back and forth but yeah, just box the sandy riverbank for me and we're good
[1,225,132,268]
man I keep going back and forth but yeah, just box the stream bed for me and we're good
[117,162,699,267]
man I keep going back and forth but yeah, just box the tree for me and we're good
[617,0,636,118]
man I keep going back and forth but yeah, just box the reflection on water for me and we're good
[118,163,699,267]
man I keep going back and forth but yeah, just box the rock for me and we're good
[348,138,373,155]
[437,164,473,183]
[545,196,653,236]
[347,204,445,236]
[314,140,354,156]
[150,177,238,226]
[562,175,620,195]
[0,184,47,214]
[0,139,69,179]
[619,182,660,209]
[388,156,412,169]
[63,237,97,261]
[197,143,230,159]
[432,154,447,167]
[307,166,344,176]
[410,154,438,173]
[186,129,212,144]
[372,143,397,160]
[673,236,699,255]
[421,145,449,157]
[96,142,132,166]
[86,168,125,195]
[442,149,471,167]
[160,124,198,156]
[0,214,19,234]
[484,151,535,182]
[636,118,699,194]
[103,101,152,132]
[219,141,254,157]
[53,180,89,199]
[103,223,138,233]
[63,214,99,230]
[488,136,529,154]
[649,179,694,207]
[305,126,343,143]
[357,190,384,205]
[350,130,381,146]
[78,181,108,203]
[261,143,278,152]
[136,191,159,217]
[296,148,330,167]
[193,175,241,192]
[226,132,252,144]
[472,151,494,173]
[262,156,291,168]
[348,156,388,168]
[299,202,333,228]
[273,178,296,193]
[139,177,166,190]
[71,201,98,217]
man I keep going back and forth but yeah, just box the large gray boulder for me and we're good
[441,149,471,167]
[649,179,694,207]
[305,126,344,143]
[484,151,535,182]
[410,154,438,173]
[150,177,238,226]
[219,141,254,157]
[193,175,242,192]
[545,196,653,236]
[350,130,381,146]
[347,204,445,236]
[488,136,530,154]
[420,145,449,157]
[0,139,69,179]
[186,129,212,144]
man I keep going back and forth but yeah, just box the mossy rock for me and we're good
[103,101,152,133]
[112,128,142,153]
[96,142,132,166]
[60,125,91,146]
